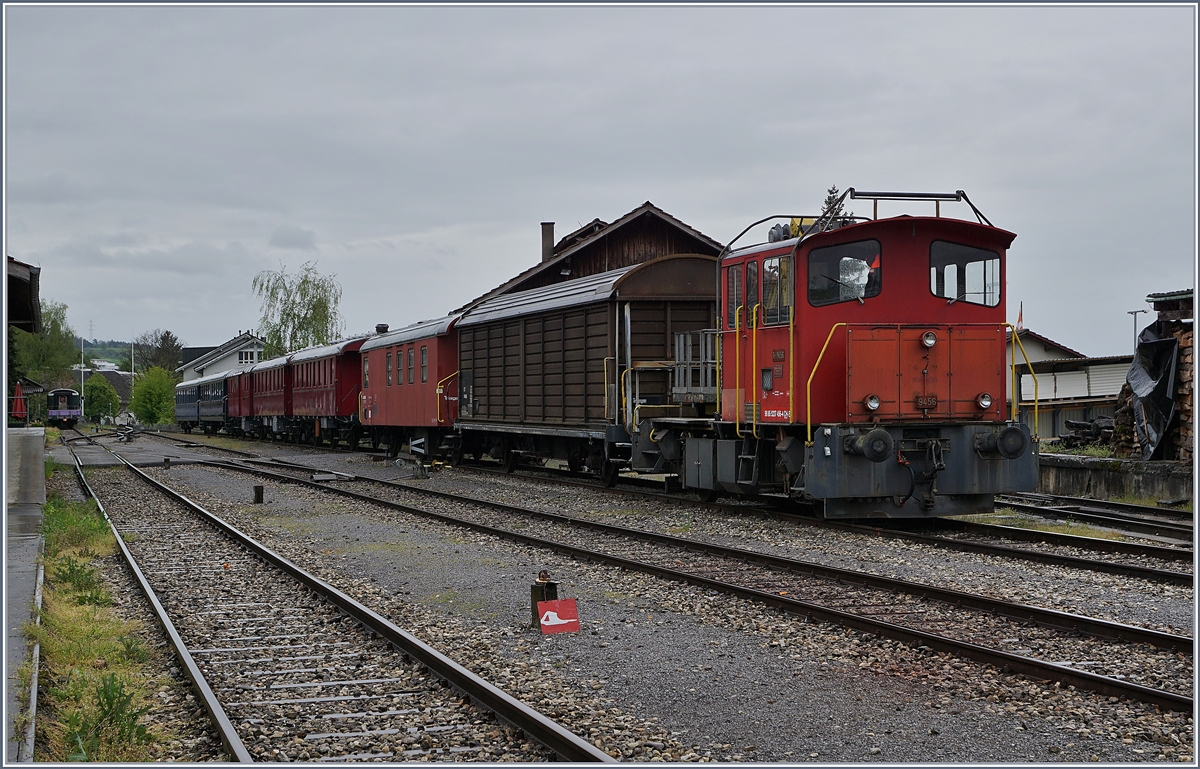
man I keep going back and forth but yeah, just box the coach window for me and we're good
[421,346,428,382]
[363,359,370,389]
[725,264,743,329]
[808,240,881,307]
[745,261,760,327]
[408,348,415,384]
[386,353,392,386]
[762,256,793,324]
[930,241,1001,307]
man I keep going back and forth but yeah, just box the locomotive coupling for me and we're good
[844,428,894,463]
[974,425,1029,459]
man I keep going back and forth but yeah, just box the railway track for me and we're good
[997,493,1194,542]
[447,461,1194,585]
[66,445,613,763]
[185,455,1193,712]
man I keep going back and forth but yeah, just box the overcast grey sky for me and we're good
[5,4,1195,358]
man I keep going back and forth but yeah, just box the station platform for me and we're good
[6,428,45,763]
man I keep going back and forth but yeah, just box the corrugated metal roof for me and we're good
[249,354,291,373]
[458,264,637,327]
[361,316,459,352]
[288,335,371,363]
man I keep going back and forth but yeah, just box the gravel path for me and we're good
[136,459,1194,762]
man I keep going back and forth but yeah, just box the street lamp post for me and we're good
[1127,309,1147,351]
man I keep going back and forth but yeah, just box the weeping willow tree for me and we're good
[252,261,345,358]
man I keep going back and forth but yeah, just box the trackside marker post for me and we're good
[537,599,580,635]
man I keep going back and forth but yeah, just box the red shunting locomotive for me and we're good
[634,189,1038,517]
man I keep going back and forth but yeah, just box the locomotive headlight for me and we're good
[977,392,993,409]
[864,394,881,411]
[921,331,938,348]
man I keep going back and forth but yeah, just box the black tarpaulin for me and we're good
[1127,320,1180,460]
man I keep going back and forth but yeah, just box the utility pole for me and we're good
[1128,309,1147,351]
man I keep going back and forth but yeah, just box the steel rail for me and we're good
[1005,492,1195,523]
[247,456,1196,586]
[451,461,1195,570]
[110,455,614,763]
[66,448,255,762]
[199,459,1192,710]
[999,500,1193,542]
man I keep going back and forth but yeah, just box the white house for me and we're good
[176,331,265,382]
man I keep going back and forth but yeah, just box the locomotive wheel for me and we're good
[328,436,339,449]
[698,488,722,504]
[448,447,464,467]
[600,460,619,488]
[504,450,518,473]
[567,455,583,474]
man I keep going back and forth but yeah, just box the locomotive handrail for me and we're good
[436,370,458,424]
[750,303,762,438]
[734,305,744,438]
[1005,323,1039,436]
[805,323,848,445]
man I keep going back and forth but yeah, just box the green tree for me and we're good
[253,261,344,358]
[84,374,120,422]
[821,185,855,221]
[10,300,80,387]
[124,329,185,378]
[129,367,175,426]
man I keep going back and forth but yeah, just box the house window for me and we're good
[420,346,428,382]
[238,350,257,366]
[407,348,415,384]
[386,353,392,386]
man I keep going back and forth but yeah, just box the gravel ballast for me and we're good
[133,457,1194,763]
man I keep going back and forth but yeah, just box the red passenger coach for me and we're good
[248,354,292,439]
[226,369,254,431]
[360,316,460,457]
[290,336,369,447]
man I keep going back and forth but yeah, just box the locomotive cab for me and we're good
[642,189,1039,518]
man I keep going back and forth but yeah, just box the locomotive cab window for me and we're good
[808,240,881,307]
[762,256,793,324]
[725,265,743,329]
[930,241,1001,306]
[745,261,759,326]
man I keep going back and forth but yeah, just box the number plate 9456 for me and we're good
[915,395,938,409]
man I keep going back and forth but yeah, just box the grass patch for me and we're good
[666,523,693,534]
[423,589,489,616]
[44,427,62,445]
[1110,494,1193,512]
[258,515,322,535]
[1053,444,1116,458]
[957,509,1127,540]
[359,540,419,555]
[32,495,165,761]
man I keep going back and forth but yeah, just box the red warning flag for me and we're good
[869,254,880,270]
[537,598,580,634]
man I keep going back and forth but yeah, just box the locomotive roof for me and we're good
[361,315,459,352]
[458,254,716,327]
[724,215,1014,260]
[288,335,372,363]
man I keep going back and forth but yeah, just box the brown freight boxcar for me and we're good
[455,253,717,483]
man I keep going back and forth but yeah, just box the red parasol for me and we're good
[11,382,28,421]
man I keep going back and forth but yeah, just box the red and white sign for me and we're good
[537,598,580,634]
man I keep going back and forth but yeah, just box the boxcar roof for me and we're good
[458,254,717,328]
[361,315,459,352]
[289,335,372,364]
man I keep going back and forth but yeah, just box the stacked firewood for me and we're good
[1171,326,1193,462]
[1111,382,1137,458]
